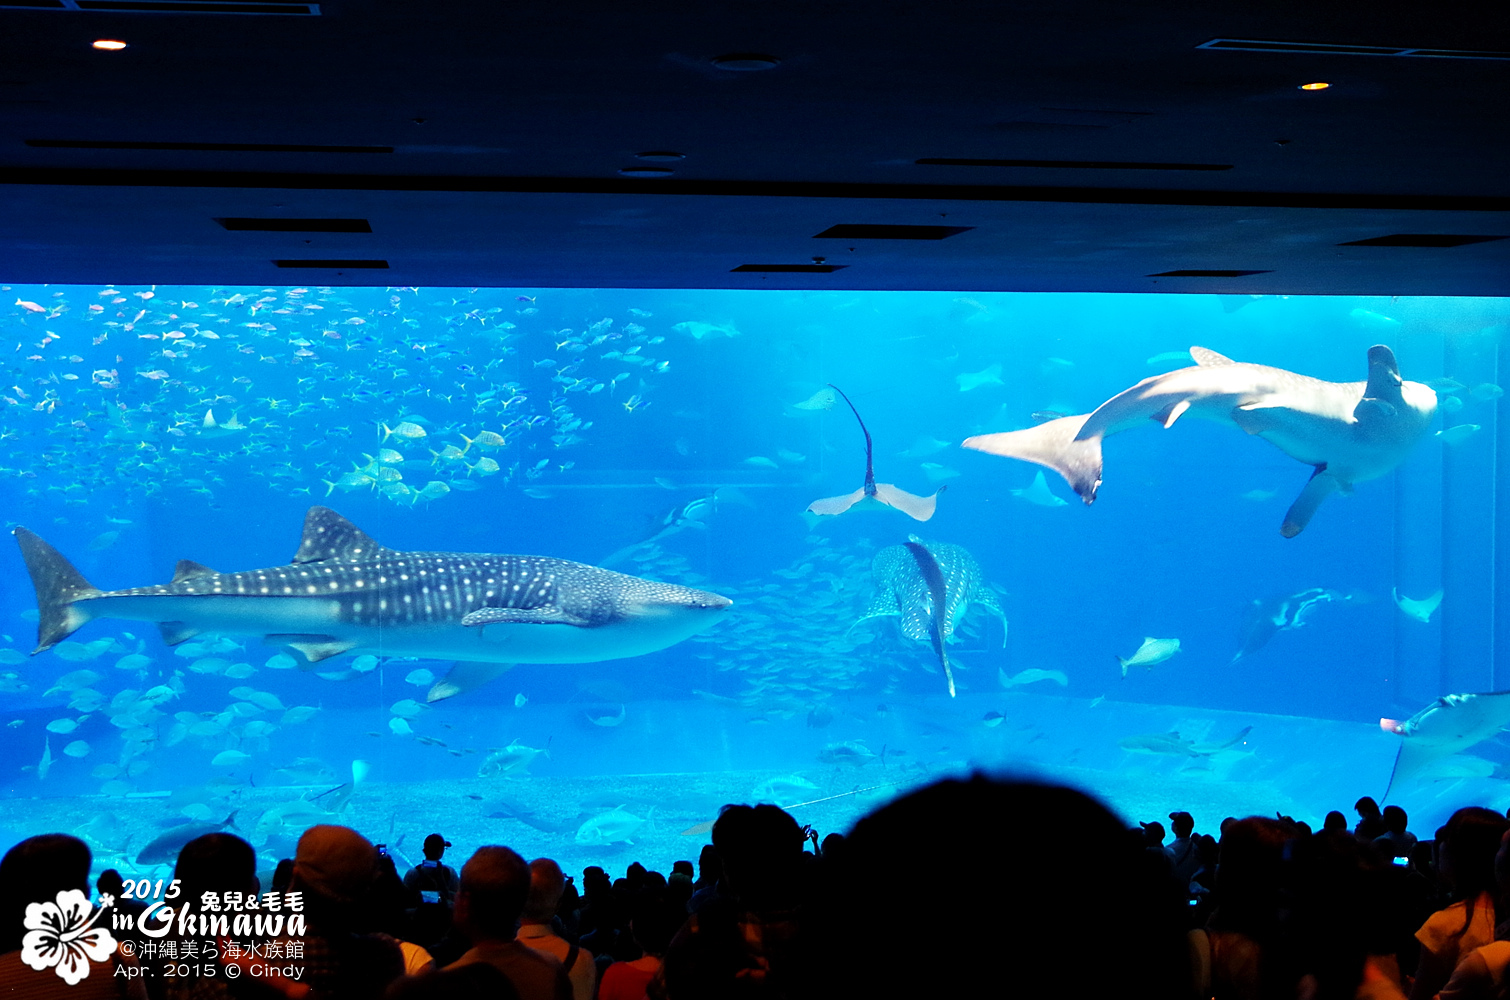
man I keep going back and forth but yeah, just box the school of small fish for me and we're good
[0,285,676,510]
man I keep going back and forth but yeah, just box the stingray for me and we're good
[1382,690,1510,799]
[852,535,1008,697]
[807,385,943,522]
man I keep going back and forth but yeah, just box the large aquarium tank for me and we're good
[1,283,1507,880]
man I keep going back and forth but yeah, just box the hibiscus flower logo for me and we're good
[20,889,116,986]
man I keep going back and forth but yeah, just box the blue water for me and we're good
[0,284,1507,876]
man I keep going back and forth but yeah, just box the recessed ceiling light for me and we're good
[711,53,780,71]
[91,40,128,51]
[1298,81,1330,90]
[635,151,685,162]
[618,166,674,178]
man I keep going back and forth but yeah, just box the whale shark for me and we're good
[1381,691,1510,799]
[13,506,733,703]
[852,535,1007,697]
[807,384,942,522]
[962,344,1436,537]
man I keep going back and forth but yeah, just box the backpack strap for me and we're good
[563,941,580,976]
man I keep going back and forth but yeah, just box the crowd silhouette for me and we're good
[6,775,1508,999]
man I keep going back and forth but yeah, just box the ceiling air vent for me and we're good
[274,259,388,269]
[1150,269,1271,278]
[814,224,973,240]
[997,108,1152,132]
[220,218,372,233]
[918,157,1231,172]
[1339,234,1507,248]
[1,0,320,12]
[28,140,387,152]
[731,264,847,273]
[1198,38,1510,61]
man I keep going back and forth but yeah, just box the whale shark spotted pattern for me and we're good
[14,506,733,703]
[853,536,1007,696]
[962,344,1436,537]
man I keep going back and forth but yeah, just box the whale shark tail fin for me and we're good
[13,527,102,654]
[963,413,1103,503]
[1280,467,1341,538]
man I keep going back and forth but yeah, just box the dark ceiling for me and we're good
[1,1,1507,294]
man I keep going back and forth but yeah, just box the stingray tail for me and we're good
[963,414,1104,503]
[828,384,876,488]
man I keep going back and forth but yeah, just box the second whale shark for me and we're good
[852,535,1008,697]
[14,506,733,703]
[962,344,1436,537]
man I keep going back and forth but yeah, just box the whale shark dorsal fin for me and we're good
[292,506,390,564]
[1152,399,1191,429]
[172,560,218,584]
[1190,346,1235,367]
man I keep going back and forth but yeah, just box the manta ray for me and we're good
[1381,691,1510,799]
[14,506,732,703]
[1233,587,1349,663]
[807,384,942,522]
[852,535,1008,697]
[963,345,1436,537]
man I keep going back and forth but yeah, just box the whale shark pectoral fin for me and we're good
[1151,399,1191,428]
[1354,397,1399,423]
[872,483,942,522]
[1190,346,1236,367]
[267,634,359,662]
[972,595,1010,645]
[1280,467,1341,538]
[846,611,898,638]
[158,622,202,646]
[427,660,515,702]
[461,607,591,627]
[962,414,1103,503]
[805,487,867,517]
